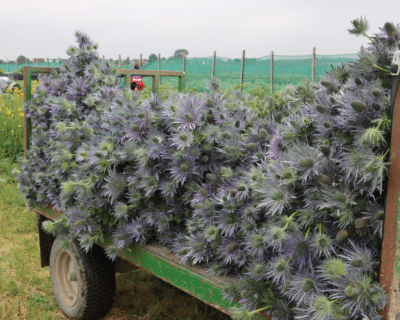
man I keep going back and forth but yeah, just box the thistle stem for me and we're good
[283,211,298,229]
[381,149,390,160]
[305,226,311,239]
[373,64,391,75]
[248,305,269,316]
[364,32,374,43]
[319,222,322,235]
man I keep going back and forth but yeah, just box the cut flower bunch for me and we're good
[13,17,400,320]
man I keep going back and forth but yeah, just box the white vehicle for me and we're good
[0,76,21,94]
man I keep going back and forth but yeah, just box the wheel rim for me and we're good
[54,249,78,307]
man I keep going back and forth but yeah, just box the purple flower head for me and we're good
[170,94,204,131]
[265,253,295,286]
[327,269,387,319]
[66,77,90,96]
[283,140,327,184]
[266,134,285,160]
[168,153,200,185]
[124,216,150,246]
[254,176,297,217]
[217,236,246,265]
[280,230,319,274]
[285,267,326,308]
[183,232,214,265]
[242,256,270,282]
[170,128,194,150]
[362,201,385,238]
[101,169,127,205]
[337,238,378,274]
[203,124,223,144]
[50,78,68,96]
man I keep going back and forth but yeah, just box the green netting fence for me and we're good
[0,53,359,93]
[140,53,359,93]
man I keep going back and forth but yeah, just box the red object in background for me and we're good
[131,76,144,91]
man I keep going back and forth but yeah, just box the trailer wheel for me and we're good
[49,235,116,320]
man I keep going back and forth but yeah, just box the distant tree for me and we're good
[123,56,131,65]
[173,49,189,59]
[17,55,28,64]
[0,60,6,64]
[234,58,241,63]
[148,54,157,62]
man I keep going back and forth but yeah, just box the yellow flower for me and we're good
[18,108,22,111]
[18,125,21,127]
[7,110,11,114]
[20,113,24,117]
[12,130,13,133]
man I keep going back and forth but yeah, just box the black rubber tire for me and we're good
[49,235,116,320]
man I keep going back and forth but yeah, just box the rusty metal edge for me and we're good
[379,76,400,319]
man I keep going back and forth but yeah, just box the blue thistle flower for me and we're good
[266,134,286,160]
[101,169,127,205]
[283,140,326,183]
[327,269,387,319]
[183,232,214,265]
[362,201,384,238]
[293,294,348,320]
[242,257,269,282]
[203,124,223,144]
[337,238,379,275]
[217,236,245,265]
[169,153,199,185]
[170,94,204,131]
[66,77,90,96]
[243,231,269,259]
[270,299,295,320]
[254,176,296,216]
[285,267,326,308]
[124,216,150,246]
[170,129,194,150]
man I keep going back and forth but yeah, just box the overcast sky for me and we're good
[1,0,399,62]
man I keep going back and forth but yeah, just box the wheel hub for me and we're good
[54,250,79,307]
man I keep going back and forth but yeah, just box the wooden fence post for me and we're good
[240,50,245,91]
[312,47,316,82]
[270,51,274,95]
[140,53,142,68]
[360,46,364,55]
[183,52,186,73]
[158,53,161,86]
[16,59,18,72]
[47,57,49,67]
[211,51,216,79]
[58,58,60,67]
[119,54,121,67]
[103,55,105,64]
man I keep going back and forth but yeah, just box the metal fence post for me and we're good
[312,47,316,82]
[211,51,216,79]
[270,51,274,95]
[240,50,245,91]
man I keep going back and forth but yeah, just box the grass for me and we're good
[0,81,234,319]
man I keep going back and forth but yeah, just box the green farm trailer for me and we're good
[21,62,400,319]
